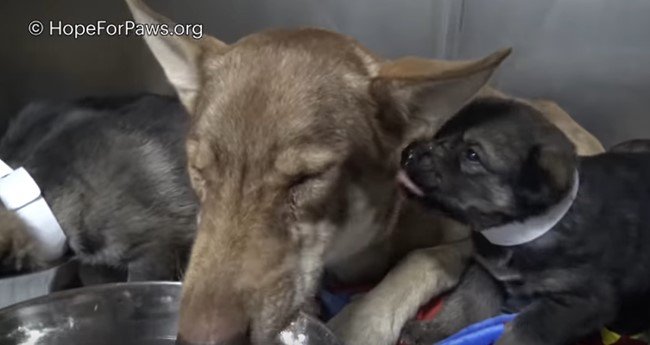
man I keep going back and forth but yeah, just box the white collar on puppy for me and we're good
[480,171,579,246]
[0,159,67,261]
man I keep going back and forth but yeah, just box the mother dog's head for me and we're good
[126,1,509,343]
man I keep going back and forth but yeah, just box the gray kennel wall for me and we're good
[1,0,648,146]
[452,0,650,148]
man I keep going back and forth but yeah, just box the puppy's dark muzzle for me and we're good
[402,141,434,169]
[401,140,442,190]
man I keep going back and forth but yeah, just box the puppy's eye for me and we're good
[465,149,481,163]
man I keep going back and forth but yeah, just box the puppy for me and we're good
[0,94,197,280]
[399,98,650,345]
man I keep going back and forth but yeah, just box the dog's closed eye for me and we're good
[290,170,325,189]
[276,146,339,182]
[288,166,340,218]
[290,162,340,190]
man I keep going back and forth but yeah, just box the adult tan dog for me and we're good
[126,1,602,344]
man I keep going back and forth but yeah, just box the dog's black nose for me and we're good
[402,141,434,171]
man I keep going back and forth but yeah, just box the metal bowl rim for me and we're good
[0,281,182,315]
[0,259,76,281]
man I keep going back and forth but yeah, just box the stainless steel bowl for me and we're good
[0,260,79,309]
[0,282,181,345]
[0,281,344,345]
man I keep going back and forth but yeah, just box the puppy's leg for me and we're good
[496,286,615,345]
[328,239,472,345]
[400,263,504,345]
[0,208,52,274]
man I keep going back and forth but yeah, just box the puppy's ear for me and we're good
[516,143,577,211]
[125,0,228,112]
[372,49,511,141]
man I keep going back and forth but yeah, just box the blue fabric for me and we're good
[319,288,353,322]
[436,314,517,345]
[319,284,517,345]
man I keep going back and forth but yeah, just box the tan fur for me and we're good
[126,1,602,344]
[0,208,50,272]
[329,239,473,345]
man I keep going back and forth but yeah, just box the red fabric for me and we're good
[325,282,648,345]
[414,296,445,321]
[406,296,649,345]
[396,297,445,345]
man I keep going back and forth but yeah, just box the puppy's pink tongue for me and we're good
[397,170,424,197]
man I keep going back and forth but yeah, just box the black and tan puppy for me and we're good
[398,98,650,345]
[0,94,197,280]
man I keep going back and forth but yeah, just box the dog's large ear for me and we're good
[372,49,511,140]
[125,0,228,112]
[516,143,577,211]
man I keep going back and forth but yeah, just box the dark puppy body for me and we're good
[400,98,650,345]
[610,139,650,153]
[0,94,197,280]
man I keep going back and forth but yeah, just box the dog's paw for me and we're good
[398,319,450,345]
[0,208,50,274]
[494,331,519,345]
[495,324,545,345]
[398,320,427,345]
[327,296,399,345]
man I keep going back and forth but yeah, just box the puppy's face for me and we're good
[400,98,577,230]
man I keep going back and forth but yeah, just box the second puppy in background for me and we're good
[0,95,197,280]
[399,98,650,345]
